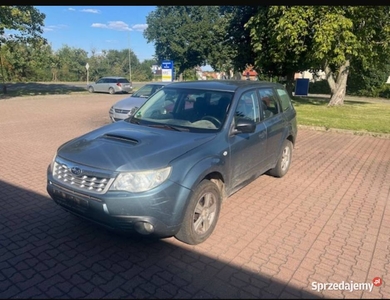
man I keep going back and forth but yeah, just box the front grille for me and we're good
[53,161,114,194]
[115,109,130,114]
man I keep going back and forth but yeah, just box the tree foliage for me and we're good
[217,6,261,76]
[0,6,46,90]
[246,6,390,105]
[144,6,225,77]
[0,42,155,82]
[0,6,45,44]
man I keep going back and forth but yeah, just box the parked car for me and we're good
[109,82,170,122]
[47,80,297,245]
[87,76,132,94]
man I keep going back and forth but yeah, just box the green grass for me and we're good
[293,97,390,134]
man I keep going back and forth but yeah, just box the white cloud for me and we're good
[91,21,148,32]
[132,24,148,32]
[68,8,75,11]
[105,40,118,43]
[92,21,131,32]
[43,24,68,32]
[81,9,101,14]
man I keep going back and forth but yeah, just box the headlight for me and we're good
[110,166,172,193]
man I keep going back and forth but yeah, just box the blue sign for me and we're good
[295,78,310,96]
[161,60,174,82]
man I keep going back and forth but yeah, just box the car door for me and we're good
[258,87,287,168]
[228,89,268,190]
[94,78,105,92]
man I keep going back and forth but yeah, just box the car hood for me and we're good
[113,96,147,110]
[57,122,216,172]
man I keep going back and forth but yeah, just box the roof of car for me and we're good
[166,80,284,92]
[101,76,128,79]
[145,82,171,86]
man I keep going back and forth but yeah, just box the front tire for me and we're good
[88,86,94,93]
[175,180,221,245]
[268,139,293,178]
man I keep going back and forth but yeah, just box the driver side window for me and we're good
[235,90,260,123]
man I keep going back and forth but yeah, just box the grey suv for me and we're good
[87,76,132,94]
[47,80,297,245]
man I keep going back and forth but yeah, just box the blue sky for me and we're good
[36,6,156,62]
[33,6,213,71]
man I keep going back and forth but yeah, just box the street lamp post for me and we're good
[128,31,132,82]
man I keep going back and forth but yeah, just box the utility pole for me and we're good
[128,31,132,82]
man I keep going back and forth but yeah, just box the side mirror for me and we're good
[233,117,256,134]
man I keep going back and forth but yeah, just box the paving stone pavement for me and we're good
[0,93,389,299]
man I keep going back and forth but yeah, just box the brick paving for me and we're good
[0,94,389,298]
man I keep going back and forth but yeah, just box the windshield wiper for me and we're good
[147,124,188,132]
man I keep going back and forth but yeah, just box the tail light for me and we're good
[116,83,122,87]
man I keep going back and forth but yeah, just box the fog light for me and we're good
[134,222,154,235]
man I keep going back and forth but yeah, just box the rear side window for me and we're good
[277,88,292,112]
[118,78,130,83]
[258,88,280,120]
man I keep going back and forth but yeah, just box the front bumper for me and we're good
[47,167,192,238]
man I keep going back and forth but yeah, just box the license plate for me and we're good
[53,188,89,208]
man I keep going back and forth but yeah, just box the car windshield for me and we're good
[132,84,163,98]
[127,87,233,132]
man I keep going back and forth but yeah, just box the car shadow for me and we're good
[0,179,321,299]
[0,82,86,98]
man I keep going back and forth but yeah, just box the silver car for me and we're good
[88,76,132,94]
[109,82,170,122]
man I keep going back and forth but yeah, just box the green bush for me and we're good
[308,80,331,94]
[378,84,390,99]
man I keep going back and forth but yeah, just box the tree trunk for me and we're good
[285,72,295,98]
[0,43,7,95]
[328,60,350,106]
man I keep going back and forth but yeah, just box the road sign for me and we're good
[161,60,174,82]
[85,63,89,70]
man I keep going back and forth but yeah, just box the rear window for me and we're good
[277,88,292,111]
[118,78,130,83]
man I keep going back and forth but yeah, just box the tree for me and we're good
[347,59,390,97]
[0,39,52,82]
[144,6,222,80]
[0,6,46,92]
[247,6,390,106]
[217,6,262,77]
[245,7,314,96]
[56,45,88,81]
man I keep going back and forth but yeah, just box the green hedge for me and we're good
[308,80,331,94]
[307,80,390,99]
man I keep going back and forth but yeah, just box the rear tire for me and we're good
[108,87,115,95]
[175,180,221,245]
[268,139,293,178]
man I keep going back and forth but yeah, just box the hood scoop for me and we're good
[102,133,139,144]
